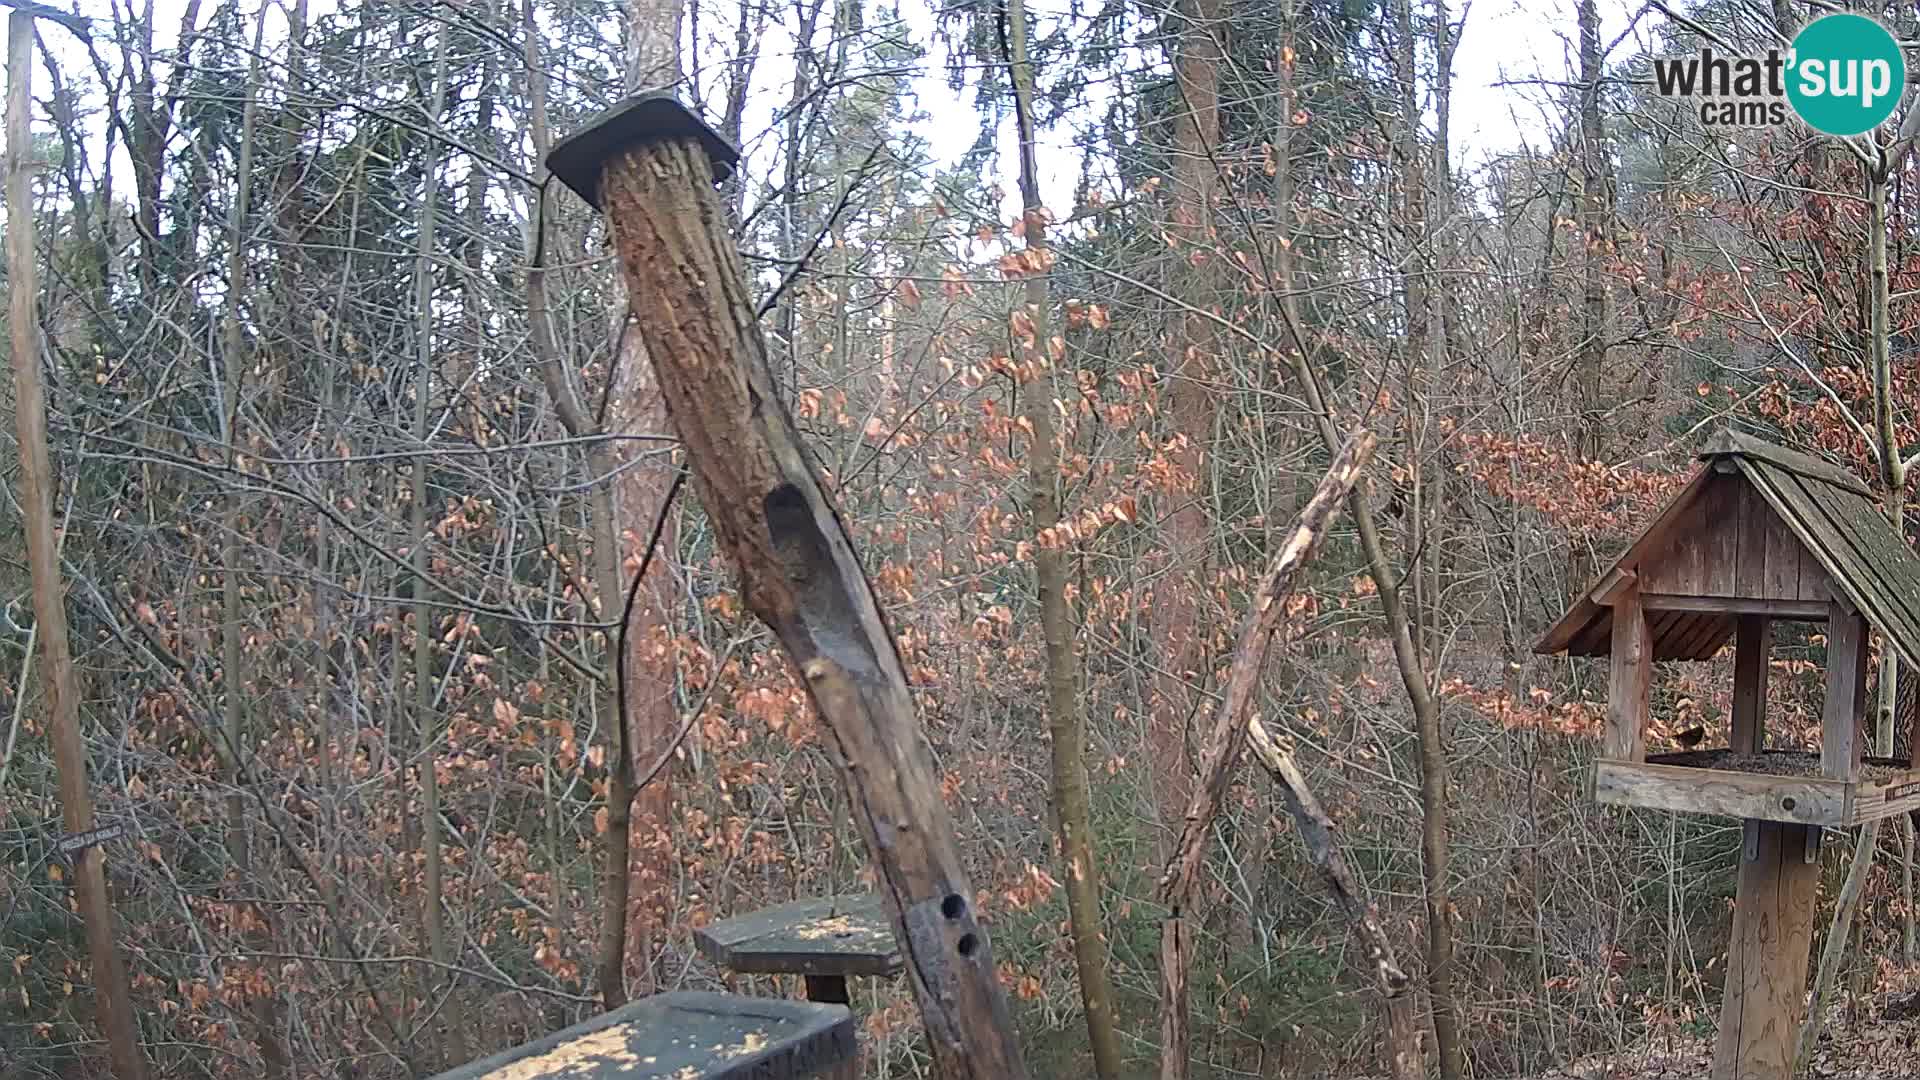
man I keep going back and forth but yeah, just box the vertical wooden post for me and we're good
[1604,585,1651,762]
[804,975,850,1005]
[1731,616,1769,755]
[1712,822,1820,1080]
[804,973,857,1079]
[1907,667,1920,769]
[8,13,149,1080]
[1824,602,1869,780]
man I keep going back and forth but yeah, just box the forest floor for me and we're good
[1517,989,1920,1078]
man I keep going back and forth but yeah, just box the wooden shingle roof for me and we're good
[1534,429,1920,670]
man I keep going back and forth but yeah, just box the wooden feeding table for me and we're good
[1595,750,1920,828]
[1536,430,1920,1080]
[694,894,903,1005]
[427,990,855,1079]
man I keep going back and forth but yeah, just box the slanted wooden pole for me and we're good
[1243,713,1418,1079]
[1731,616,1768,755]
[1603,585,1651,762]
[8,12,148,1079]
[545,96,1028,1080]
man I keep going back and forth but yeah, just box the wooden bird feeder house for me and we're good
[1536,429,1920,1079]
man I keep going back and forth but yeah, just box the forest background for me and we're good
[3,0,1914,1076]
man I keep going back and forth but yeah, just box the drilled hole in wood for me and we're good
[941,893,966,919]
[957,932,979,957]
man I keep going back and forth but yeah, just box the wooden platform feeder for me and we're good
[1536,429,1920,1080]
[427,991,856,1079]
[694,893,904,1005]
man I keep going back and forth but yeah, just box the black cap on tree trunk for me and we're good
[544,91,741,209]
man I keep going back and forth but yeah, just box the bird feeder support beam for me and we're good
[1603,584,1651,763]
[1731,615,1768,755]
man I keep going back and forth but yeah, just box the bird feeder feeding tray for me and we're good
[427,991,855,1080]
[1653,749,1909,780]
[1594,750,1920,827]
[695,894,903,1005]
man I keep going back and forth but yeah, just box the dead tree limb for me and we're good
[546,95,1029,1080]
[1247,714,1422,1079]
[1156,430,1376,1080]
[1244,715,1410,996]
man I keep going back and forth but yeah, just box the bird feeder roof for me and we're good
[1534,429,1920,670]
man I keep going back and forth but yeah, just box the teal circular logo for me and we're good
[1787,14,1905,136]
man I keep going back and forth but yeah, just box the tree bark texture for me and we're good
[523,9,675,1009]
[1244,715,1418,1079]
[1150,0,1224,856]
[612,0,688,996]
[1156,431,1376,1080]
[588,134,1030,1080]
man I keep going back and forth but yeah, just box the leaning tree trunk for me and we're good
[1156,433,1377,1080]
[551,105,1031,1078]
[1271,248,1458,1080]
[1001,3,1122,1074]
[1243,714,1417,1076]
[1271,12,1425,1069]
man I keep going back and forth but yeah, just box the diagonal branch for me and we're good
[1245,714,1410,995]
[1155,431,1377,1080]
[1157,430,1379,907]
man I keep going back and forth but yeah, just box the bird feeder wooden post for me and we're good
[1537,430,1920,1080]
[545,94,1030,1080]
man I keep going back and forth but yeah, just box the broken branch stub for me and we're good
[547,97,1030,1080]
